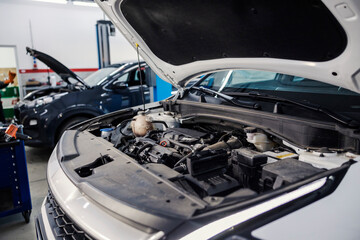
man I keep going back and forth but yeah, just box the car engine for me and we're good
[100,110,351,200]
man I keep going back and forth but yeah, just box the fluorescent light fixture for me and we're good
[73,1,98,7]
[33,0,68,4]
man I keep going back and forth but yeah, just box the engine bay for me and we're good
[81,108,355,204]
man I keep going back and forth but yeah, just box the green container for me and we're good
[1,86,20,119]
[0,86,19,98]
[3,108,14,119]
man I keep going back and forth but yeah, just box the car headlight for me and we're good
[35,99,45,107]
[35,97,53,107]
[43,96,53,104]
[27,101,35,108]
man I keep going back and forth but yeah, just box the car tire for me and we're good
[55,116,89,144]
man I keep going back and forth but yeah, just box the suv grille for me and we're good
[46,191,94,240]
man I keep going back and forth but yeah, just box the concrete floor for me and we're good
[0,146,52,240]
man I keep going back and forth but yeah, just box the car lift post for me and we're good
[96,20,116,69]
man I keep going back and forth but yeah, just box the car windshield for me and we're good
[84,67,119,87]
[198,70,358,95]
[197,69,360,119]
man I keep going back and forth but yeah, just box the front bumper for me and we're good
[35,214,45,240]
[35,210,46,240]
[36,191,93,240]
[14,106,54,147]
[22,124,52,147]
[37,143,161,240]
[24,138,51,148]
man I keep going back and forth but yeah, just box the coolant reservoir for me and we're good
[131,112,154,137]
[245,127,275,152]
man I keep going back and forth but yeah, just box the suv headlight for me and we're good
[35,99,44,107]
[43,96,53,104]
[35,97,53,107]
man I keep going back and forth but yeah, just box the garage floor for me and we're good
[0,147,52,240]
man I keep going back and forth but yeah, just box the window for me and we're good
[199,69,357,95]
[199,71,228,89]
[84,67,119,87]
[128,68,146,86]
[110,67,147,87]
[112,73,129,86]
[228,70,277,86]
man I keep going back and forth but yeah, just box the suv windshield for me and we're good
[84,67,119,87]
[199,70,358,95]
[197,69,360,120]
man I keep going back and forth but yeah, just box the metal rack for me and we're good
[0,139,32,223]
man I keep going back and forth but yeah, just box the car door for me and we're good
[99,70,129,113]
[126,66,150,106]
[102,65,150,113]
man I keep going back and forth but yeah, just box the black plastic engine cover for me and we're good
[185,174,239,196]
[231,148,268,190]
[260,158,325,190]
[187,149,228,177]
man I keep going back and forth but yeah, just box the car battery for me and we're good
[230,148,268,190]
[0,129,32,223]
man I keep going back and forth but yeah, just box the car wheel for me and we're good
[55,116,89,144]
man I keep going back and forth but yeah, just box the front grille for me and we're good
[46,191,94,240]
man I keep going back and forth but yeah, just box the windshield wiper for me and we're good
[226,91,359,128]
[190,87,261,109]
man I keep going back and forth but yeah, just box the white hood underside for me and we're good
[96,0,360,93]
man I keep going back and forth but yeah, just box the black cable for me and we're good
[173,151,193,168]
[151,121,169,128]
[136,143,153,158]
[173,145,207,167]
[167,138,193,151]
[218,132,231,142]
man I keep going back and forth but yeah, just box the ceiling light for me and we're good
[33,0,68,4]
[73,1,98,7]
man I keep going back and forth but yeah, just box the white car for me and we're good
[36,1,360,239]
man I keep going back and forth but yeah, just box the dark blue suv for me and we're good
[14,48,152,147]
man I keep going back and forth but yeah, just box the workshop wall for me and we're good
[0,0,137,71]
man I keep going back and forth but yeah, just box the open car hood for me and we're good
[96,0,360,92]
[26,47,90,88]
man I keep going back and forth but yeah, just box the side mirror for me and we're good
[112,82,128,89]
